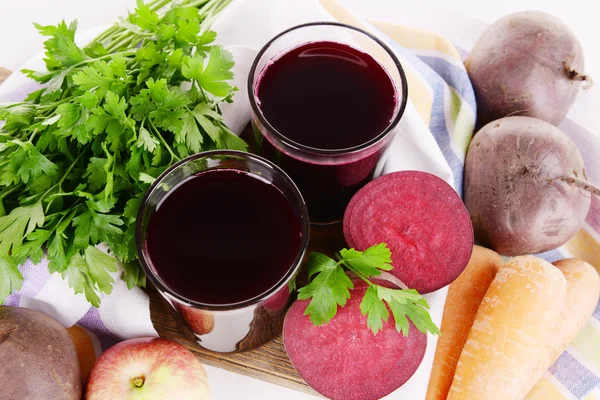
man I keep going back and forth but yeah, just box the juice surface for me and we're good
[146,169,302,305]
[256,41,396,150]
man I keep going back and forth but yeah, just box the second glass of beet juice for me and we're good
[249,22,408,224]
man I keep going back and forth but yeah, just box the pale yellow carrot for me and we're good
[524,258,600,399]
[447,256,567,400]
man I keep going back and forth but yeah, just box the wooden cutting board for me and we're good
[0,67,10,83]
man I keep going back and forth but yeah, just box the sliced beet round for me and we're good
[343,171,473,293]
[283,279,427,400]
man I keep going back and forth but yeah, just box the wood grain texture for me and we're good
[149,222,346,395]
[0,67,10,84]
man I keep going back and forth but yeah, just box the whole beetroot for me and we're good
[0,307,82,399]
[466,11,590,127]
[465,116,597,256]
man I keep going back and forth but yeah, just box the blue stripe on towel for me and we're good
[364,23,475,195]
[549,352,600,398]
[416,55,476,114]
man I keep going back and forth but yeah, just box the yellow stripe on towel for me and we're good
[584,389,600,400]
[564,228,600,274]
[526,375,570,400]
[570,323,600,373]
[368,19,462,61]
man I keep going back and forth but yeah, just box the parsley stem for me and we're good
[342,260,374,287]
[91,26,119,44]
[198,0,232,29]
[0,185,22,200]
[37,96,75,110]
[71,50,137,69]
[58,145,89,189]
[28,147,88,206]
[149,120,180,162]
[334,254,376,287]
[105,35,138,54]
[28,129,39,144]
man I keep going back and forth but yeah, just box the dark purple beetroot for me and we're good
[464,116,592,256]
[283,279,426,400]
[0,307,82,399]
[343,171,473,293]
[465,11,589,127]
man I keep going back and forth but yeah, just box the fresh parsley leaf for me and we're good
[73,61,115,96]
[1,105,36,132]
[339,243,393,277]
[190,103,222,144]
[175,19,200,45]
[136,126,159,153]
[130,0,159,32]
[34,20,86,69]
[0,202,45,255]
[0,255,23,302]
[183,46,235,97]
[300,244,440,336]
[12,229,53,265]
[48,230,69,273]
[178,111,203,153]
[360,285,390,334]
[8,141,58,184]
[63,252,101,307]
[84,246,117,294]
[122,260,146,290]
[85,157,109,192]
[220,127,248,151]
[377,286,440,336]
[297,252,353,326]
[72,206,124,249]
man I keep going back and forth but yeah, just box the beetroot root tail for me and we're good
[556,176,600,197]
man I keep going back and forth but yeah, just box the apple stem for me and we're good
[132,376,145,388]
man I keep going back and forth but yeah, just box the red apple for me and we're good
[85,338,209,400]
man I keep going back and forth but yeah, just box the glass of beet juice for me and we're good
[136,151,309,353]
[249,22,408,224]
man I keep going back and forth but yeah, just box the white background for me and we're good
[0,0,598,399]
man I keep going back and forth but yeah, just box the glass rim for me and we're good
[135,150,311,312]
[247,21,409,155]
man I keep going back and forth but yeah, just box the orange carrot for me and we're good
[426,245,503,400]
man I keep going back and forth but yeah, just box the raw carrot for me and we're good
[524,258,600,399]
[426,245,503,400]
[447,256,567,400]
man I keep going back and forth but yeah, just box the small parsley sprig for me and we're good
[298,244,440,336]
[0,0,241,306]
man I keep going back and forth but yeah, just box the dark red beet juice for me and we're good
[145,169,302,305]
[254,41,397,222]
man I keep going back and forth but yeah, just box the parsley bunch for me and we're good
[298,244,440,336]
[0,0,244,306]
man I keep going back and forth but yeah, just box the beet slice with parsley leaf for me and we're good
[284,278,427,400]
